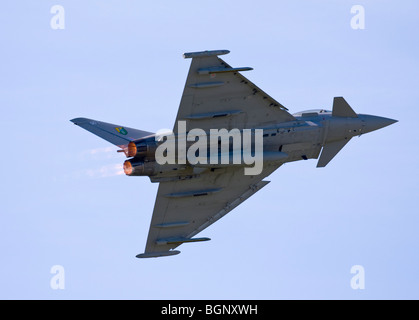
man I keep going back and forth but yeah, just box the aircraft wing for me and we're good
[173,50,295,133]
[137,163,280,258]
[137,50,290,258]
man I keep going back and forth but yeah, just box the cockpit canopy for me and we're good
[293,109,332,117]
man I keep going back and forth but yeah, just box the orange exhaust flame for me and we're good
[127,141,137,158]
[123,160,133,175]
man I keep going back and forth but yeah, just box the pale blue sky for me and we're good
[0,0,418,299]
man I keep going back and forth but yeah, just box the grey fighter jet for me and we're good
[71,50,397,258]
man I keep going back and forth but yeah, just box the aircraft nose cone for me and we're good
[362,115,398,134]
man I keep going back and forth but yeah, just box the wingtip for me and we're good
[136,250,181,258]
[183,50,230,59]
[70,117,89,125]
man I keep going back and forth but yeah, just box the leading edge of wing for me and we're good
[217,56,292,114]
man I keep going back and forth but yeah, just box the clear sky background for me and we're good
[0,0,418,299]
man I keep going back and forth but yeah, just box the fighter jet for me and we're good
[71,50,397,258]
